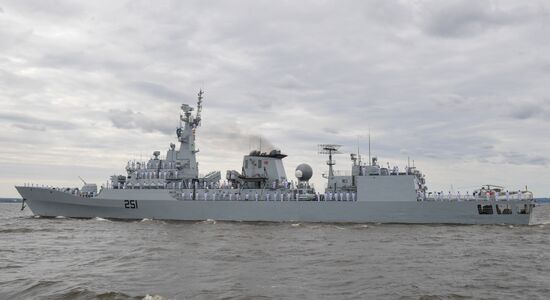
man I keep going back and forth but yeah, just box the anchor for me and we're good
[20,198,26,211]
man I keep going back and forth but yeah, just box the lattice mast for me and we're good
[318,144,342,177]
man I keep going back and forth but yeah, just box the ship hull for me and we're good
[16,186,535,225]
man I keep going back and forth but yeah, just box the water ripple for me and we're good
[0,203,549,299]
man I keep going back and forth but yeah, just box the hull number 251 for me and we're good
[124,200,138,209]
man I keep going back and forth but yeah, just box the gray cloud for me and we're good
[107,109,174,135]
[492,151,550,166]
[422,1,542,38]
[323,128,340,134]
[127,81,185,102]
[509,104,541,120]
[201,121,279,153]
[1,0,550,197]
[11,123,46,131]
[0,69,45,94]
[0,112,77,130]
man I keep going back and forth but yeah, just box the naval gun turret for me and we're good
[78,176,97,197]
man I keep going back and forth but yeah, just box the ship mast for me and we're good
[318,144,342,178]
[174,90,205,179]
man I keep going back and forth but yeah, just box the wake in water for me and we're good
[143,294,167,300]
[197,218,217,224]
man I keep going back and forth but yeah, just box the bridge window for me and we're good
[477,204,494,215]
[496,204,512,215]
[517,204,530,215]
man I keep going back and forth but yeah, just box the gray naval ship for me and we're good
[16,91,539,225]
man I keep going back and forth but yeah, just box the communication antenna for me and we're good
[356,136,361,164]
[194,89,203,128]
[184,89,204,140]
[259,136,262,152]
[78,176,87,185]
[368,131,371,166]
[318,144,342,177]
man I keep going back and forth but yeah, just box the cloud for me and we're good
[509,104,541,120]
[504,152,549,166]
[126,81,184,102]
[0,112,77,130]
[200,120,279,154]
[421,1,543,38]
[107,109,174,135]
[506,100,550,120]
[1,0,550,197]
[11,123,46,131]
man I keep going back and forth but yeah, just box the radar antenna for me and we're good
[193,89,203,128]
[318,144,342,177]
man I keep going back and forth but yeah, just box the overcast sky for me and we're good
[1,0,550,197]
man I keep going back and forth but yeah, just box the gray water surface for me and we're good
[1,203,550,300]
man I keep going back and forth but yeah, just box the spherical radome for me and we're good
[295,163,313,181]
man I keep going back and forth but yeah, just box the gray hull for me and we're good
[16,186,536,225]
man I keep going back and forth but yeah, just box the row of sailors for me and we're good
[136,170,173,180]
[126,180,207,189]
[360,165,415,176]
[425,190,531,201]
[122,180,299,190]
[177,191,357,201]
[146,161,175,169]
[128,160,177,170]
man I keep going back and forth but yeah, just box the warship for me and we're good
[16,91,539,225]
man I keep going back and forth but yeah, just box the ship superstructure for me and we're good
[117,90,220,191]
[15,91,540,225]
